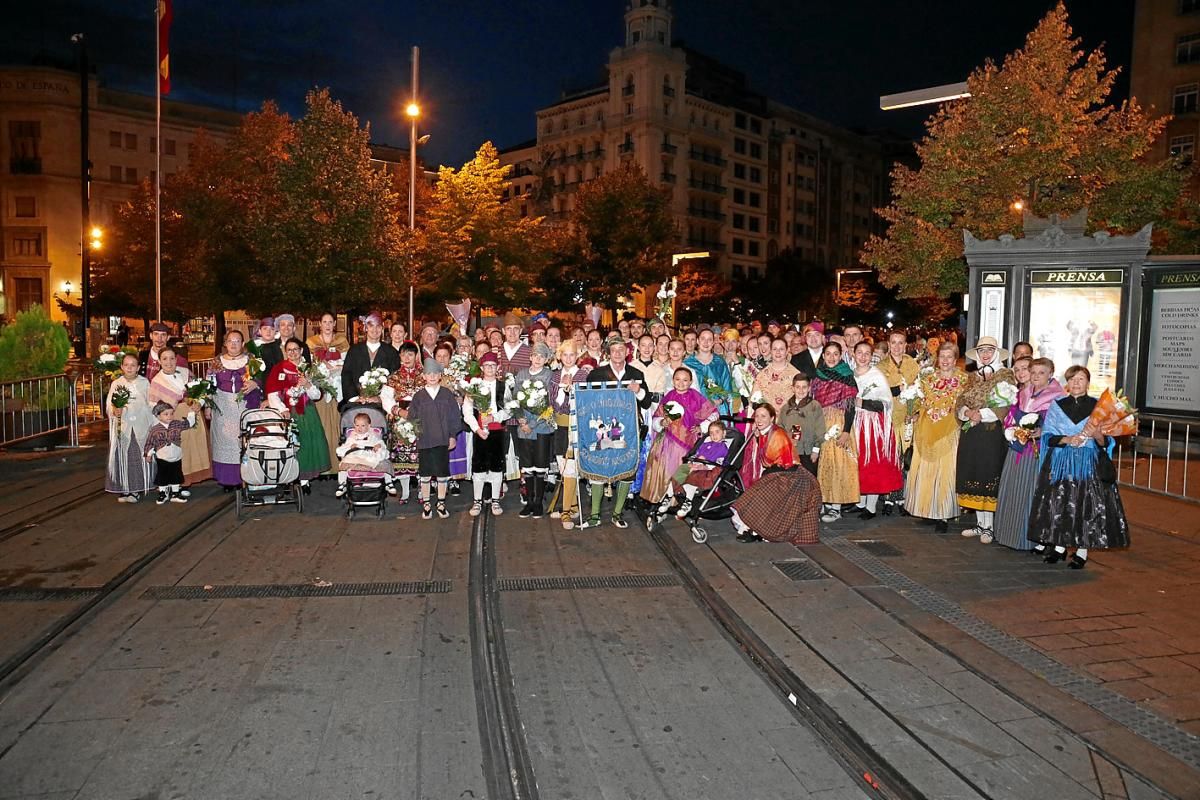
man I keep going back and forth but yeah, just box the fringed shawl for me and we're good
[812,361,857,410]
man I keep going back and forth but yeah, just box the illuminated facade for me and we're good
[1131,0,1200,182]
[499,0,892,280]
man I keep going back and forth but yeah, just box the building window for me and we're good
[733,188,746,204]
[1178,32,1200,63]
[734,112,747,129]
[748,266,760,280]
[13,277,43,313]
[1175,84,1199,114]
[125,167,138,184]
[164,138,177,156]
[750,118,762,135]
[749,166,762,183]
[732,264,745,279]
[110,165,122,182]
[8,121,41,175]
[12,232,43,257]
[1182,0,1200,13]
[749,142,762,159]
[749,192,762,208]
[732,238,745,255]
[732,213,745,229]
[109,130,122,148]
[748,216,761,233]
[733,138,747,155]
[124,132,137,150]
[748,241,760,257]
[1171,134,1196,161]
[14,196,36,217]
[733,163,746,179]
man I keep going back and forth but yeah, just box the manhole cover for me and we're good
[771,560,828,582]
[851,539,903,557]
[142,580,451,600]
[499,574,681,591]
[0,587,103,602]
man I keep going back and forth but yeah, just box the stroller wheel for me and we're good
[691,526,708,544]
[376,506,385,519]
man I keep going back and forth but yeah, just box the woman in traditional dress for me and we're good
[904,342,968,531]
[209,330,262,490]
[511,342,558,518]
[106,353,154,502]
[752,338,800,411]
[955,337,1017,541]
[811,343,859,522]
[850,341,903,519]
[991,357,1064,549]
[1028,366,1130,569]
[685,328,733,414]
[265,338,329,489]
[306,311,349,474]
[547,340,592,528]
[381,341,423,503]
[639,367,718,507]
[731,402,797,542]
[148,346,211,487]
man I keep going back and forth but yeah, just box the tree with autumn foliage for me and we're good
[674,257,730,325]
[248,89,406,316]
[864,2,1187,298]
[416,142,548,310]
[554,163,676,309]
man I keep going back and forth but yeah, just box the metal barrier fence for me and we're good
[1115,414,1198,504]
[0,374,77,448]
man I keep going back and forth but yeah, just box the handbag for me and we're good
[1094,449,1117,484]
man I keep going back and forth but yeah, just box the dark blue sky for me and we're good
[2,1,1134,166]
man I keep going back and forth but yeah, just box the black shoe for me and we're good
[859,509,876,520]
[301,483,312,496]
[736,530,762,543]
[1044,551,1063,564]
[881,501,894,516]
[518,505,535,519]
[1068,555,1087,570]
[934,520,948,533]
[449,480,461,496]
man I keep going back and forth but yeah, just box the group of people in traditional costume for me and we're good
[104,313,1130,568]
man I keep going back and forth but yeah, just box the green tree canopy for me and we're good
[864,2,1187,298]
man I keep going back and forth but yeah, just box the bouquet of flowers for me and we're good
[748,390,765,406]
[509,378,551,422]
[730,361,754,399]
[302,360,337,402]
[237,341,268,402]
[446,353,474,384]
[390,416,421,447]
[1008,412,1040,446]
[1085,389,1139,438]
[655,277,677,326]
[823,423,842,442]
[94,345,136,375]
[110,384,133,436]
[662,400,686,422]
[898,381,924,416]
[963,380,1017,431]
[703,377,731,405]
[184,376,219,413]
[358,367,391,399]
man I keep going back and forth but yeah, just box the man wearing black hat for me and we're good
[139,322,187,380]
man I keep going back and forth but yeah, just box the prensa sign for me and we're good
[1029,269,1125,286]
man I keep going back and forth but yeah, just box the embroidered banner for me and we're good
[574,384,640,483]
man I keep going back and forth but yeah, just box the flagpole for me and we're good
[154,1,162,324]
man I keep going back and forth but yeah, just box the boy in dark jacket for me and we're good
[407,359,464,519]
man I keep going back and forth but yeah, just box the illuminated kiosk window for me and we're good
[1027,269,1123,395]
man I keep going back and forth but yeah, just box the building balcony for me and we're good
[663,86,676,98]
[688,149,727,167]
[660,142,678,154]
[622,85,635,97]
[661,172,677,184]
[687,207,726,221]
[618,142,634,155]
[686,239,726,252]
[9,158,42,175]
[688,178,727,195]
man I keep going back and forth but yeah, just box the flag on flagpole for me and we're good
[158,0,172,95]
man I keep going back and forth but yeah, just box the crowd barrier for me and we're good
[1115,414,1198,504]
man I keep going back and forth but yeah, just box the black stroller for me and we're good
[649,415,749,543]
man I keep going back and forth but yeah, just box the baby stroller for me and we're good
[236,407,303,519]
[672,415,749,544]
[339,404,390,520]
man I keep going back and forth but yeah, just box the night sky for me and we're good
[2,1,1135,166]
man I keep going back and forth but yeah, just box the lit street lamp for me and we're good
[407,47,420,334]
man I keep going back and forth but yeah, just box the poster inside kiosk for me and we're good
[1144,269,1200,416]
[1027,269,1123,395]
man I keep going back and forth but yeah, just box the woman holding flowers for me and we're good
[509,342,557,518]
[992,357,1064,549]
[106,353,154,502]
[547,340,592,528]
[955,337,1017,540]
[904,342,968,531]
[752,339,800,412]
[381,341,423,502]
[209,330,263,489]
[265,338,329,488]
[851,341,902,519]
[685,329,733,415]
[148,347,211,486]
[1027,366,1131,569]
[306,312,349,472]
[462,352,510,517]
[639,367,718,507]
[811,343,859,522]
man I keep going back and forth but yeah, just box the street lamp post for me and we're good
[407,46,420,336]
[72,33,91,357]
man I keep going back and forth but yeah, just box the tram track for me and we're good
[0,496,236,693]
[0,480,107,544]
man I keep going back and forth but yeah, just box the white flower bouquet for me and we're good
[358,367,391,399]
[513,378,551,422]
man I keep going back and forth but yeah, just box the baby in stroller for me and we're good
[671,419,728,518]
[672,416,749,543]
[335,410,396,497]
